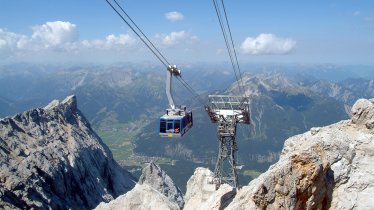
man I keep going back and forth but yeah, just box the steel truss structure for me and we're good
[205,95,250,189]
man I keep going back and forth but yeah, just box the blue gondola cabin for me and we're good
[159,108,193,138]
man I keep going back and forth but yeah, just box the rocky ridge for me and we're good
[0,95,135,209]
[98,97,374,209]
[183,168,236,210]
[96,162,184,210]
[186,98,374,209]
[1,93,373,209]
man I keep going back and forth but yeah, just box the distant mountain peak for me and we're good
[44,95,77,111]
[229,74,308,96]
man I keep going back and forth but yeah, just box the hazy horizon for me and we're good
[1,0,374,65]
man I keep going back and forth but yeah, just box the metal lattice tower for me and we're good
[205,95,250,189]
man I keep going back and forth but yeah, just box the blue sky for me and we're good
[0,0,373,65]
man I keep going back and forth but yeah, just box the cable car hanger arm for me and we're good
[166,65,181,110]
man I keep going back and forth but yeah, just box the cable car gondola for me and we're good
[105,1,194,138]
[159,106,193,137]
[159,65,193,138]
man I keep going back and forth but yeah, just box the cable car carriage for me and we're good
[104,1,195,138]
[159,65,193,138]
[159,106,193,137]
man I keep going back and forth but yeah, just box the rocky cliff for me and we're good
[185,98,374,209]
[101,97,374,209]
[183,168,236,210]
[2,94,373,210]
[0,95,135,209]
[96,162,184,210]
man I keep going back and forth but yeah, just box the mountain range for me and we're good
[2,96,373,209]
[0,63,373,191]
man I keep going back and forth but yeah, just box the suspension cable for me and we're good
[221,0,246,95]
[112,0,170,66]
[212,0,242,94]
[105,0,169,68]
[106,0,205,106]
[177,76,206,106]
[212,0,246,97]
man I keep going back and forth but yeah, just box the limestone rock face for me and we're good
[0,95,135,210]
[94,184,179,210]
[184,168,235,210]
[96,162,184,210]
[183,98,374,210]
[351,98,374,129]
[225,98,374,209]
[138,162,184,209]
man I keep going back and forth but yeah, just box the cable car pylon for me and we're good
[208,0,251,189]
[205,95,250,189]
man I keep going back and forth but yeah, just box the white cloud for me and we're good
[0,21,80,52]
[364,16,373,22]
[31,21,79,47]
[240,33,296,55]
[0,39,6,48]
[0,28,25,48]
[162,31,186,45]
[105,34,135,46]
[216,48,224,55]
[82,34,136,49]
[0,21,138,57]
[190,36,199,42]
[0,21,198,64]
[165,11,184,22]
[353,11,361,16]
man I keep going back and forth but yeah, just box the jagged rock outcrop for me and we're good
[184,168,236,210]
[351,98,374,129]
[138,162,184,209]
[95,184,179,210]
[96,162,184,210]
[186,98,374,209]
[0,95,135,209]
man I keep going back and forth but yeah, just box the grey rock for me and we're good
[96,162,183,210]
[184,168,235,210]
[351,98,374,128]
[96,97,374,209]
[0,95,136,210]
[224,98,374,209]
[95,184,179,210]
[310,127,321,135]
[139,162,184,209]
[184,98,374,210]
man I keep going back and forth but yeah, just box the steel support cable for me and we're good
[212,0,239,79]
[112,0,170,66]
[213,0,248,109]
[175,77,200,104]
[212,0,243,95]
[173,78,205,111]
[176,76,206,106]
[106,0,206,106]
[105,0,169,68]
[220,0,246,97]
[212,0,237,78]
